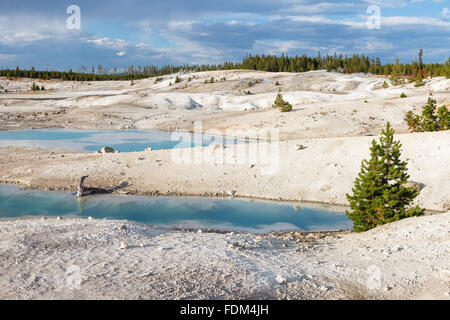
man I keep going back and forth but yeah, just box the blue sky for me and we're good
[0,0,449,70]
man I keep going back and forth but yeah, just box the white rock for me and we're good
[197,229,203,234]
[276,275,288,284]
[88,216,93,221]
[120,242,128,250]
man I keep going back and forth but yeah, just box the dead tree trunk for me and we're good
[77,175,89,197]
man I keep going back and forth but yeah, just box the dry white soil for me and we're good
[0,213,448,300]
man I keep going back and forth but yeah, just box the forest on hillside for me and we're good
[1,52,449,81]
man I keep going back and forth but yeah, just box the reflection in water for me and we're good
[0,184,352,234]
[0,129,241,152]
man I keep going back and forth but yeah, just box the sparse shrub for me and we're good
[346,122,424,232]
[382,81,389,89]
[31,82,40,92]
[272,91,292,112]
[248,81,253,87]
[274,81,280,86]
[40,85,45,91]
[210,77,214,83]
[400,92,407,98]
[188,76,192,82]
[175,76,181,83]
[154,77,163,84]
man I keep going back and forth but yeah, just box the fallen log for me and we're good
[77,175,90,197]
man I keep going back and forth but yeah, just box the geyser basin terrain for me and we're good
[0,185,351,234]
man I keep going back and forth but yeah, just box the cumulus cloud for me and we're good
[0,14,71,46]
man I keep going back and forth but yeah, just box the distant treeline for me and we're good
[241,53,450,78]
[1,53,449,81]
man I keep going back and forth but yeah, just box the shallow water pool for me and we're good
[0,185,352,234]
[0,129,240,152]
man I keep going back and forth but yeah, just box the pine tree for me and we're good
[421,98,438,131]
[272,91,292,112]
[390,58,404,85]
[437,105,450,130]
[418,49,423,70]
[404,98,449,132]
[414,70,423,87]
[445,57,450,79]
[346,123,424,232]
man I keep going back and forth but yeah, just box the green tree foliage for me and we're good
[272,92,292,112]
[346,123,424,232]
[175,76,181,83]
[390,58,404,85]
[414,71,423,87]
[400,92,407,98]
[437,106,450,130]
[382,81,389,89]
[404,98,449,132]
[2,54,448,82]
[31,82,40,91]
[445,57,450,79]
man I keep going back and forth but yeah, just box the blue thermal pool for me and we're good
[0,129,241,152]
[0,185,352,234]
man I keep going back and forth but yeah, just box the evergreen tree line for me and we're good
[241,53,450,78]
[1,53,449,82]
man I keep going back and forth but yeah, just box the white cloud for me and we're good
[251,40,313,55]
[382,16,450,27]
[116,51,126,56]
[0,14,70,46]
[0,53,17,61]
[442,8,449,19]
[84,37,128,50]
